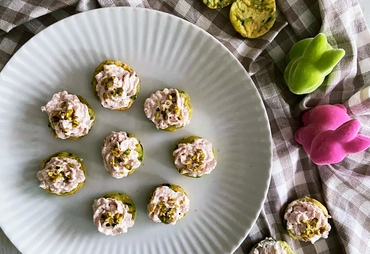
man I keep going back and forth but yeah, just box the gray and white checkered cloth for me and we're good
[1,0,370,253]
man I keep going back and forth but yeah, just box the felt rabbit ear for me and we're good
[343,135,370,153]
[304,33,329,60]
[335,119,370,153]
[285,38,312,63]
[332,119,360,143]
[317,49,345,72]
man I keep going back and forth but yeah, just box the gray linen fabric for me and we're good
[1,0,370,253]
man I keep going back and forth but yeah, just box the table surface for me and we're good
[1,1,370,254]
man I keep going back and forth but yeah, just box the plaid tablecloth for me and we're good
[1,0,370,253]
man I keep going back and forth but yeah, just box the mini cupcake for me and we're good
[101,131,144,179]
[144,88,192,132]
[92,59,140,110]
[284,197,331,243]
[173,136,217,178]
[147,183,190,225]
[41,91,95,140]
[36,151,86,196]
[250,237,295,254]
[92,192,136,236]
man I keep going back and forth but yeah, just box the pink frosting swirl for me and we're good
[41,91,93,139]
[37,156,85,194]
[101,131,142,178]
[284,199,331,243]
[173,138,217,177]
[144,88,190,130]
[95,64,139,110]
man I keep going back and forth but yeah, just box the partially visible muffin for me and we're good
[144,88,192,132]
[229,0,276,38]
[92,59,140,110]
[41,91,95,140]
[284,197,331,243]
[101,131,144,179]
[250,237,295,254]
[36,151,86,196]
[172,136,217,178]
[203,0,234,9]
[92,192,136,236]
[147,183,190,225]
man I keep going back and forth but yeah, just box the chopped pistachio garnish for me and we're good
[183,149,206,172]
[47,168,71,183]
[51,103,81,130]
[300,218,324,239]
[157,201,177,224]
[101,211,123,227]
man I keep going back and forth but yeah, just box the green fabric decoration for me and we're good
[284,33,345,95]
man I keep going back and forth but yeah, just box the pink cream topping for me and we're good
[41,91,93,139]
[92,197,134,236]
[37,156,85,194]
[252,238,286,254]
[101,131,142,178]
[147,186,190,225]
[173,138,217,177]
[144,88,190,130]
[284,200,331,243]
[95,64,139,109]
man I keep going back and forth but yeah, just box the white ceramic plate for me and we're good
[0,7,272,254]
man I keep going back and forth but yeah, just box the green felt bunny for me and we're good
[284,33,345,95]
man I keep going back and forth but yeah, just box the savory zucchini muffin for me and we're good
[41,91,95,140]
[144,88,192,132]
[36,151,86,196]
[147,183,190,225]
[250,237,295,254]
[92,59,140,110]
[92,192,136,236]
[284,197,331,243]
[230,0,276,38]
[172,136,217,178]
[203,0,234,9]
[101,131,144,179]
